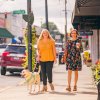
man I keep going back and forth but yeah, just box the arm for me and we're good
[77,39,83,53]
[52,41,57,62]
[61,41,69,63]
[38,65,41,74]
[37,41,41,60]
[61,49,68,63]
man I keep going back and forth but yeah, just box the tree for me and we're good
[41,22,64,42]
[41,22,58,31]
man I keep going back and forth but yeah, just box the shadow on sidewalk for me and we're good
[81,87,97,90]
[84,83,94,86]
[55,84,66,87]
[49,91,76,96]
[76,91,97,95]
[5,73,21,78]
[53,71,66,74]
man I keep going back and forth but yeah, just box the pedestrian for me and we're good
[61,29,83,92]
[37,29,56,92]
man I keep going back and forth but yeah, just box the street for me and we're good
[0,63,98,100]
[0,70,22,93]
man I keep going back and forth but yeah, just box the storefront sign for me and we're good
[79,31,93,36]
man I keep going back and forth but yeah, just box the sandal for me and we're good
[73,86,77,91]
[41,85,47,92]
[66,86,71,92]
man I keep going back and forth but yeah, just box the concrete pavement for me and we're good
[0,64,97,100]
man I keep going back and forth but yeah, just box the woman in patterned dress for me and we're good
[61,29,83,92]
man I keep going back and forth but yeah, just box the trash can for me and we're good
[58,51,65,64]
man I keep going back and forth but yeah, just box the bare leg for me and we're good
[74,70,78,86]
[67,70,72,87]
[73,70,78,91]
[66,70,72,92]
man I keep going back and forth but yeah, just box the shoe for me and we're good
[50,83,54,91]
[66,86,71,92]
[41,85,47,92]
[73,86,77,91]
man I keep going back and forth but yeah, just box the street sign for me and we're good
[23,12,34,25]
[79,31,93,36]
[13,10,25,14]
[23,15,28,22]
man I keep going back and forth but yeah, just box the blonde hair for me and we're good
[38,29,54,42]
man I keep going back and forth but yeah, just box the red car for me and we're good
[0,44,26,75]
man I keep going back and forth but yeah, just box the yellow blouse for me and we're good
[38,39,55,62]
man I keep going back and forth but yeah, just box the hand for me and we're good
[54,58,57,64]
[37,55,41,61]
[76,43,81,48]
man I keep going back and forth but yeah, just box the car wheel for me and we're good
[1,67,6,75]
[9,71,14,74]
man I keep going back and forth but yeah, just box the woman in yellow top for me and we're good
[37,29,56,92]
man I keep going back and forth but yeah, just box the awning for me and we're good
[0,28,14,38]
[72,0,100,30]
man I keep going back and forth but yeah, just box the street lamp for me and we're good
[65,0,67,48]
[45,0,49,30]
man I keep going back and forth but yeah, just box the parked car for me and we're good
[0,44,26,75]
[0,44,7,60]
[58,51,64,64]
[0,44,7,48]
[55,43,64,57]
[0,44,7,57]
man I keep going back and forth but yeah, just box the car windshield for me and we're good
[5,45,26,54]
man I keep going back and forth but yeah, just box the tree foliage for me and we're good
[41,22,64,42]
[41,22,58,31]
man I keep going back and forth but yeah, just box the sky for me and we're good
[0,0,75,33]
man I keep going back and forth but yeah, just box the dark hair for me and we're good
[70,29,79,37]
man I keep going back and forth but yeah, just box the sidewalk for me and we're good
[0,64,97,100]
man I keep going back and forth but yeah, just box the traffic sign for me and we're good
[13,10,25,14]
[23,12,34,25]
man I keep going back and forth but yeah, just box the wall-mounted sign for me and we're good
[78,31,93,36]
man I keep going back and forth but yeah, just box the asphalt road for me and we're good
[0,69,23,93]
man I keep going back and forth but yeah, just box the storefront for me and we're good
[72,0,100,64]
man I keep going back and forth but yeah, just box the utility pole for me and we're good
[45,0,49,30]
[65,0,67,46]
[27,0,32,71]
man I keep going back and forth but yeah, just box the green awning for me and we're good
[0,28,14,38]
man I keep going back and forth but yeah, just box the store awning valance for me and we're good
[72,0,100,30]
[0,28,14,38]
